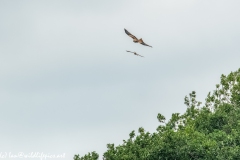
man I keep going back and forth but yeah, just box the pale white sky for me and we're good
[0,0,240,159]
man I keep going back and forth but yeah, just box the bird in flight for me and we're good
[124,29,152,48]
[126,50,144,57]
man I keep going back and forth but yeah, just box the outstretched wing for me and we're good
[124,29,138,40]
[136,53,144,57]
[138,38,152,48]
[126,50,134,53]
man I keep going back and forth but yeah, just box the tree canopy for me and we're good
[74,68,240,160]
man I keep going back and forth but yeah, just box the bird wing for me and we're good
[138,38,152,48]
[126,50,134,53]
[124,29,138,40]
[136,53,144,57]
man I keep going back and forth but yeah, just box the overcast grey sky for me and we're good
[1,0,240,159]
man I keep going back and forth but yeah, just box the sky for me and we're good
[0,0,240,159]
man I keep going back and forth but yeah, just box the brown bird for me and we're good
[124,28,152,48]
[126,50,144,57]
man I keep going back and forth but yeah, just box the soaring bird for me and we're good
[124,28,152,48]
[126,50,144,57]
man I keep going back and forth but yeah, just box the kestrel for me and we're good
[126,50,144,57]
[124,29,152,48]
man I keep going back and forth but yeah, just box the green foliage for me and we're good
[73,151,99,160]
[74,68,240,160]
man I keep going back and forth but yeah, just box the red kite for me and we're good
[126,50,144,57]
[124,29,152,48]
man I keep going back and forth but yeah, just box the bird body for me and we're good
[124,29,152,47]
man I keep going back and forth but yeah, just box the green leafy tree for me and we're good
[74,151,99,160]
[74,68,240,160]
